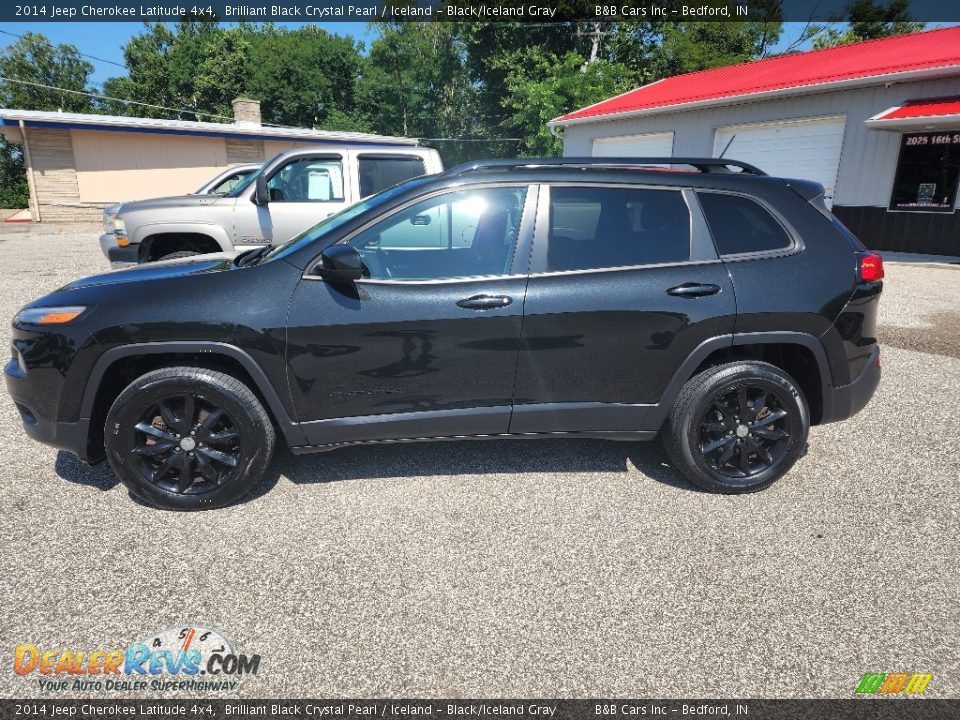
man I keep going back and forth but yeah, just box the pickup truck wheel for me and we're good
[157,250,199,261]
[662,361,809,493]
[104,367,275,510]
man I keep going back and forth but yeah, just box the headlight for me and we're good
[103,211,116,234]
[14,306,88,326]
[113,218,129,247]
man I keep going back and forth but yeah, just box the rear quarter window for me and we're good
[359,156,427,198]
[698,192,793,256]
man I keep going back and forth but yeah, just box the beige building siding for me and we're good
[263,139,321,160]
[24,127,101,222]
[225,138,264,164]
[72,130,231,204]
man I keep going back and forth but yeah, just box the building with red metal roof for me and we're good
[551,27,960,256]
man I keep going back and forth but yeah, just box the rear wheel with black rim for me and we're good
[662,361,809,493]
[104,367,275,510]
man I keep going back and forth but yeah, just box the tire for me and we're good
[156,250,200,262]
[104,367,275,510]
[662,361,809,494]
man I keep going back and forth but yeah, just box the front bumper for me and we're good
[820,346,881,424]
[99,232,138,269]
[5,365,95,461]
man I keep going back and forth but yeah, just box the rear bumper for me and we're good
[100,233,138,268]
[820,346,881,424]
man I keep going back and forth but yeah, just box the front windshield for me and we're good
[261,175,436,263]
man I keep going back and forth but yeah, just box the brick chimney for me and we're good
[232,97,261,127]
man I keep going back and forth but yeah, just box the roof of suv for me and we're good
[434,157,804,195]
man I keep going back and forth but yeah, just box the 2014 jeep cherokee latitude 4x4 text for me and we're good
[6,158,883,510]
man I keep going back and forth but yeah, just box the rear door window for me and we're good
[697,192,792,256]
[547,186,691,272]
[359,155,428,198]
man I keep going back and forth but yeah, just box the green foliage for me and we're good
[245,25,364,128]
[0,21,803,175]
[0,32,95,209]
[651,22,782,76]
[0,137,29,208]
[0,31,94,112]
[102,22,253,120]
[497,50,634,156]
[813,0,924,48]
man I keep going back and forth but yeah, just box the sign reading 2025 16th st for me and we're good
[13,626,261,693]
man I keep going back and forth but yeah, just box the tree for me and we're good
[357,23,489,164]
[497,49,634,156]
[813,0,924,48]
[245,25,365,130]
[102,22,251,121]
[0,139,28,208]
[0,31,94,112]
[0,32,95,208]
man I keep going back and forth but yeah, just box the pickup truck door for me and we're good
[234,153,353,248]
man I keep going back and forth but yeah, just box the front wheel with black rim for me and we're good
[662,361,809,493]
[104,367,275,510]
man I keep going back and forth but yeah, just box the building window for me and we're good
[889,132,960,213]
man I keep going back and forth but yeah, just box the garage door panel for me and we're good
[713,116,846,206]
[592,132,674,158]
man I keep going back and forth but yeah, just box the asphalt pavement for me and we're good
[0,224,957,699]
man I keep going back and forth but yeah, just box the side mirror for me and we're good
[314,244,363,283]
[253,173,270,205]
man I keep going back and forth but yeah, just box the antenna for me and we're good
[719,134,736,159]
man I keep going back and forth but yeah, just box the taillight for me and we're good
[859,253,884,282]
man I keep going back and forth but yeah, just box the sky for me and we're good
[0,22,375,86]
[2,21,957,87]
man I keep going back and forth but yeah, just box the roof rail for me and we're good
[444,157,767,177]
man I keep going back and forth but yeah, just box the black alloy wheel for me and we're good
[132,395,241,495]
[662,361,809,494]
[105,367,276,510]
[698,384,791,481]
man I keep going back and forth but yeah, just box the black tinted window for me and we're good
[547,186,690,272]
[698,192,792,255]
[359,156,427,197]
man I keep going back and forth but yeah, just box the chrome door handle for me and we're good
[667,283,721,298]
[456,294,513,310]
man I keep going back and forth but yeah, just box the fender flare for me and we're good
[645,331,833,428]
[131,221,232,251]
[80,341,306,448]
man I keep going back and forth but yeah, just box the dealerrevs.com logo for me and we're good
[855,672,933,695]
[13,626,261,693]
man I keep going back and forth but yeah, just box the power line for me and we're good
[0,75,524,143]
[0,75,239,123]
[0,28,127,70]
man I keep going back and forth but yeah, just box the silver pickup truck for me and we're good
[100,146,443,267]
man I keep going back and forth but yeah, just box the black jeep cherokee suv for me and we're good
[6,158,883,509]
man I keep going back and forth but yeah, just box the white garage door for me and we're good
[713,116,846,207]
[592,132,674,158]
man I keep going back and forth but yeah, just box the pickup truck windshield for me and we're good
[261,175,435,264]
[225,168,263,198]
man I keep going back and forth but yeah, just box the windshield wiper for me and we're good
[235,246,272,267]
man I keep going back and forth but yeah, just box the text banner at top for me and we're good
[4,0,960,23]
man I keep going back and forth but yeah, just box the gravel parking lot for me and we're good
[0,224,957,699]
